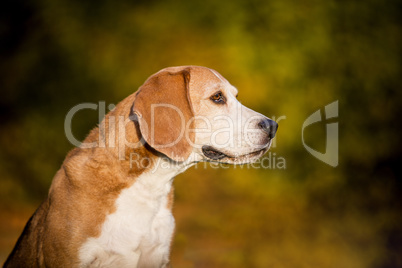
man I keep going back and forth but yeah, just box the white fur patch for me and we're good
[78,162,181,268]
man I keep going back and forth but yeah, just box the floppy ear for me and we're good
[133,68,195,162]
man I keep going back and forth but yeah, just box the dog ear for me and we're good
[133,68,195,162]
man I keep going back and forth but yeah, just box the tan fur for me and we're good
[134,68,195,161]
[4,91,157,267]
[4,68,191,267]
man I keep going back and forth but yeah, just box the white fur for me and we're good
[78,157,191,268]
[190,77,270,157]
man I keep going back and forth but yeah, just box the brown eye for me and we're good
[210,91,226,104]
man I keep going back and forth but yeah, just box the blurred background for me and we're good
[1,0,401,267]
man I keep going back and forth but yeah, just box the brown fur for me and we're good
[4,67,196,267]
[134,68,195,161]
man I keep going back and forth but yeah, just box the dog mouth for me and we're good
[202,146,228,160]
[202,143,270,163]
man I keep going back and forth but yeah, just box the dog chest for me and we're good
[78,172,175,267]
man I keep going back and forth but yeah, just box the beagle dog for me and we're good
[4,66,278,267]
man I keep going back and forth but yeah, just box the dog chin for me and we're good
[202,141,272,165]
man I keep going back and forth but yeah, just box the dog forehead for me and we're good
[154,66,236,96]
[190,67,227,86]
[188,67,238,97]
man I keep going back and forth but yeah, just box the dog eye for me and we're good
[210,92,226,104]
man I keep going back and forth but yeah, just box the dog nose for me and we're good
[258,119,278,139]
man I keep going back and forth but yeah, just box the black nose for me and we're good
[258,119,278,139]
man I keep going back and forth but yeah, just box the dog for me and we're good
[4,66,278,267]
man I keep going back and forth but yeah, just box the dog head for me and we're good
[133,66,278,164]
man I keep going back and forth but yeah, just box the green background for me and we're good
[1,0,401,267]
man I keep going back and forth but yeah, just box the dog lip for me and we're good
[202,145,227,160]
[230,147,269,160]
[202,143,270,161]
